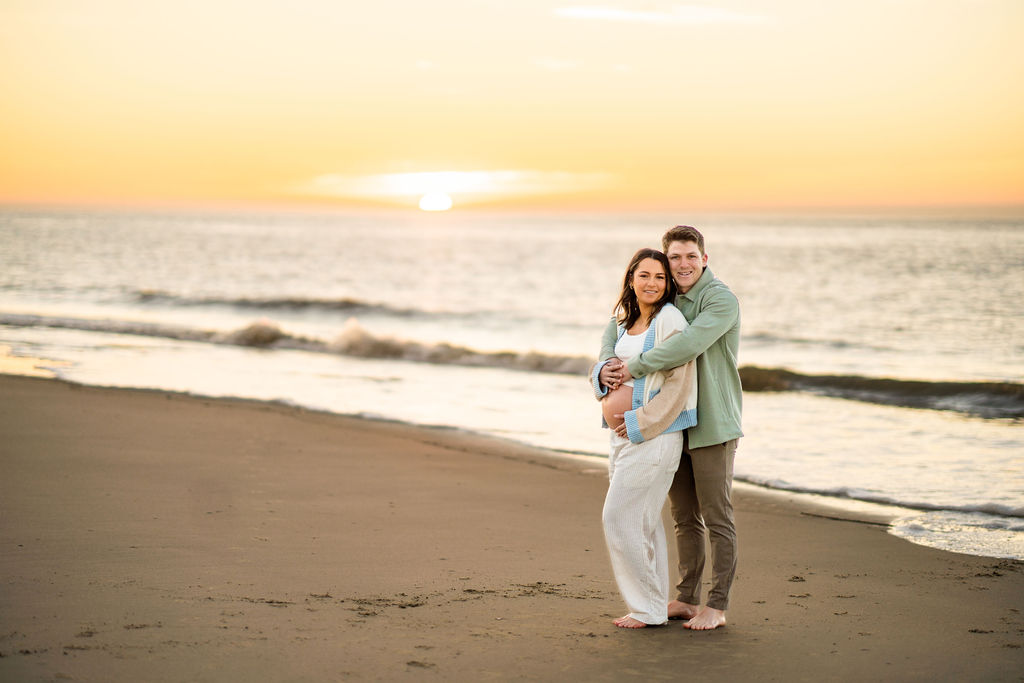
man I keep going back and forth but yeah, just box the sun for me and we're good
[418,192,453,211]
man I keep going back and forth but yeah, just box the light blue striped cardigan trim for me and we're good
[630,321,658,410]
[591,359,611,401]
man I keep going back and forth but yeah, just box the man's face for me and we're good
[666,240,707,293]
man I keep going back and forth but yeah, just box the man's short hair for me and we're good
[662,225,705,255]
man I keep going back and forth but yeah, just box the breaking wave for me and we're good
[0,313,592,375]
[3,312,1021,418]
[739,366,1023,419]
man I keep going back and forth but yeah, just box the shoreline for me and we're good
[1,373,1022,680]
[3,325,1022,564]
[0,349,951,533]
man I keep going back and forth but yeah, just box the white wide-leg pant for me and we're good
[603,430,683,625]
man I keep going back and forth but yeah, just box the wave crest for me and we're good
[0,313,592,375]
[217,320,288,347]
[3,312,1020,417]
[739,366,1023,419]
[329,319,592,373]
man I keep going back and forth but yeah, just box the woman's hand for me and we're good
[600,358,632,390]
[599,358,623,389]
[613,415,628,438]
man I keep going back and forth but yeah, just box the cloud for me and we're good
[295,170,614,201]
[553,4,766,25]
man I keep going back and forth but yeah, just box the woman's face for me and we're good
[631,257,668,307]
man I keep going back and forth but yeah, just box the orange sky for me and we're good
[1,0,1022,211]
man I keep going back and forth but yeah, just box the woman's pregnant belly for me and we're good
[601,384,633,430]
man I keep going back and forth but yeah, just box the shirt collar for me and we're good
[679,266,715,303]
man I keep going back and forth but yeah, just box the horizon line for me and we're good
[2,198,1023,219]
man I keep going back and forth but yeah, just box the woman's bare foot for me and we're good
[667,600,700,620]
[613,615,648,628]
[684,606,726,630]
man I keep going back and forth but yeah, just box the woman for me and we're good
[590,248,698,628]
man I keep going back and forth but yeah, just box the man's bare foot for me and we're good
[613,615,648,628]
[667,600,700,620]
[684,606,726,630]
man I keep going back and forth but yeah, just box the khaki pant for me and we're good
[668,435,738,611]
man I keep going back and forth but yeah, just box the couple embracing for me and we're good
[591,225,742,631]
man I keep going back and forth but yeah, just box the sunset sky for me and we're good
[1,0,1022,211]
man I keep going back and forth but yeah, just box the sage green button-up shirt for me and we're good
[600,267,743,449]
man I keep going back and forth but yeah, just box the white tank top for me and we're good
[613,328,648,387]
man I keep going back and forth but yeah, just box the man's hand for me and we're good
[599,358,624,390]
[613,415,628,438]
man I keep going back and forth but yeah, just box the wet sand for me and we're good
[0,374,1021,681]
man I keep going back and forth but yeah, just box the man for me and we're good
[598,225,742,631]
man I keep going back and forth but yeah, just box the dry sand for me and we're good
[0,374,1021,681]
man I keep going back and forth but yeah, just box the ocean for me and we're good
[1,206,1022,559]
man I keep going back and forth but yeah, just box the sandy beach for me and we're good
[0,374,1021,681]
